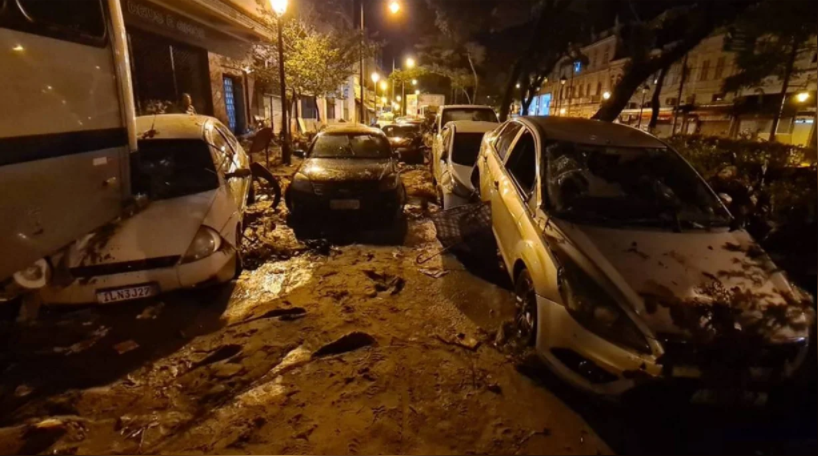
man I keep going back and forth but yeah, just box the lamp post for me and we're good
[359,1,401,123]
[637,85,650,130]
[557,77,566,116]
[401,57,415,116]
[271,0,290,165]
[371,71,380,111]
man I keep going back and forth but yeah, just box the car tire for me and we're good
[513,268,538,350]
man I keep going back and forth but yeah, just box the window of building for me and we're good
[712,93,724,102]
[326,98,336,120]
[578,85,583,97]
[666,97,678,106]
[602,47,610,64]
[686,94,696,105]
[590,50,596,69]
[714,56,726,79]
[596,82,602,96]
[699,59,710,81]
[586,83,591,97]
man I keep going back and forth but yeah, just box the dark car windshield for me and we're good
[310,133,392,159]
[451,133,485,166]
[383,125,419,138]
[544,142,730,228]
[442,108,498,125]
[132,139,219,201]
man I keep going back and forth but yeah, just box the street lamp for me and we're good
[602,91,611,100]
[271,0,290,164]
[796,91,810,103]
[389,0,400,14]
[415,89,420,95]
[371,72,381,110]
[637,85,650,130]
[412,79,417,86]
[401,57,415,116]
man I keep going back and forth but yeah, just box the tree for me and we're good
[648,65,669,131]
[591,0,754,122]
[722,0,817,141]
[251,5,380,104]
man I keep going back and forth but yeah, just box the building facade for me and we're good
[533,30,818,147]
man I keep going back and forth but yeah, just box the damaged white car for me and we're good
[431,120,498,209]
[40,115,251,305]
[477,117,813,400]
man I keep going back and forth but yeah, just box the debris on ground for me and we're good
[136,303,164,320]
[53,325,111,356]
[313,332,376,357]
[34,419,64,430]
[14,384,33,398]
[112,340,140,355]
[435,333,481,352]
[191,344,243,370]
[418,268,450,279]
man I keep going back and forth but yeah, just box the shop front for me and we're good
[122,0,270,133]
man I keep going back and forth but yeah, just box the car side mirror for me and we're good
[293,149,306,158]
[225,168,252,179]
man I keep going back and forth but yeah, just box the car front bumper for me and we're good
[287,187,405,218]
[534,295,810,398]
[39,249,235,306]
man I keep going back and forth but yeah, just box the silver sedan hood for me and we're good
[553,220,813,344]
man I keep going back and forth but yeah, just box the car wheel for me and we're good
[513,268,538,349]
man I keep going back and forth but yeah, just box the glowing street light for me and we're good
[405,57,416,69]
[270,0,290,164]
[415,89,420,95]
[412,79,417,86]
[602,91,611,100]
[389,1,401,15]
[516,83,521,89]
[380,81,388,91]
[796,92,810,103]
[559,108,566,115]
[397,95,402,102]
[371,72,380,84]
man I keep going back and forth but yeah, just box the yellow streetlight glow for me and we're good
[389,1,400,14]
[516,83,520,89]
[796,92,810,103]
[405,57,415,69]
[380,81,388,91]
[382,96,388,104]
[415,89,420,95]
[559,108,567,115]
[270,0,288,16]
[602,91,611,100]
[396,95,402,102]
[412,79,417,86]
[371,72,380,84]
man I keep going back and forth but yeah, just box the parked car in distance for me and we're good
[40,115,252,305]
[432,105,498,177]
[383,123,425,164]
[476,116,813,401]
[286,124,406,220]
[432,120,498,209]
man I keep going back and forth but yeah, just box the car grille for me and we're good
[312,180,380,196]
[70,256,181,278]
[659,338,805,370]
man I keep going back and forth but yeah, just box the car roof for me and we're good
[441,105,494,111]
[520,117,667,149]
[445,120,499,133]
[135,114,214,140]
[321,123,383,135]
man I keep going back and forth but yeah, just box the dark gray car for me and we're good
[286,125,406,220]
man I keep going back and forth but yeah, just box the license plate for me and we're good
[690,389,768,406]
[97,284,159,304]
[330,199,360,210]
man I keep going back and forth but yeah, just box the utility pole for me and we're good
[671,54,688,135]
[359,0,365,124]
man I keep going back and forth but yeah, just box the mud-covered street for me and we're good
[0,164,814,455]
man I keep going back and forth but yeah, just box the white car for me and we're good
[431,120,498,209]
[431,105,498,171]
[40,115,252,305]
[477,116,813,399]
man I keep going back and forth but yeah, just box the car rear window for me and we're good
[442,108,498,125]
[383,125,419,138]
[310,133,392,159]
[451,132,485,166]
[133,139,219,201]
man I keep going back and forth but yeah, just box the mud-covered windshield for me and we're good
[310,133,392,159]
[544,142,730,228]
[133,139,219,201]
[441,108,498,125]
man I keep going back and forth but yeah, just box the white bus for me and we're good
[0,0,136,296]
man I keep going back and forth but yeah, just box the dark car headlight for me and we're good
[290,172,313,193]
[379,173,400,191]
[181,226,222,263]
[559,259,651,354]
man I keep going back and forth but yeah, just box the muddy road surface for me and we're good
[0,164,814,455]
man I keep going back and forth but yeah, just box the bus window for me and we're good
[7,0,105,43]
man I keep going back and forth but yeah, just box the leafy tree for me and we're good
[722,0,817,141]
[251,4,380,103]
[591,0,754,122]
